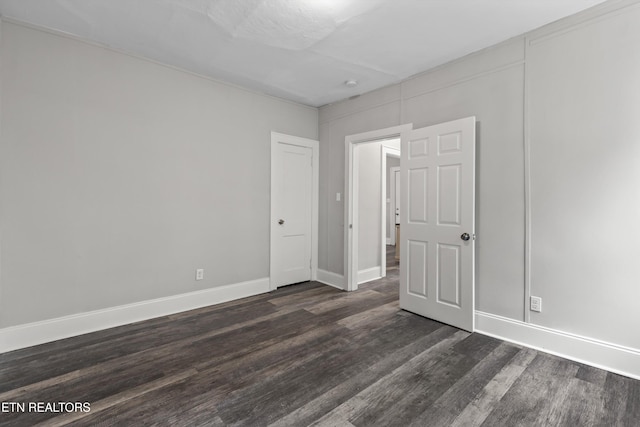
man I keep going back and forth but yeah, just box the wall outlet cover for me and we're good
[530,296,542,312]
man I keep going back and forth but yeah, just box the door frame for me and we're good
[389,165,400,245]
[270,132,319,291]
[380,146,400,279]
[345,124,412,291]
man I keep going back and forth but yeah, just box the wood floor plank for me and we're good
[194,323,347,373]
[336,301,399,330]
[407,342,521,427]
[307,331,470,427]
[449,347,537,427]
[575,364,608,387]
[35,370,198,427]
[304,289,383,314]
[479,353,581,426]
[544,378,604,427]
[352,346,489,426]
[312,291,398,326]
[269,325,458,427]
[63,372,229,427]
[622,374,640,427]
[215,313,449,426]
[310,413,357,427]
[267,285,337,307]
[596,373,629,426]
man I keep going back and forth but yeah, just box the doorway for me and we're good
[345,117,476,332]
[345,124,412,291]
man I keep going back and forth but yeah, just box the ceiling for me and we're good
[0,0,607,107]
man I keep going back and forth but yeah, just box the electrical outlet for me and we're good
[195,269,204,281]
[530,296,542,312]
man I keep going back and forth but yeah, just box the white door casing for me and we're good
[345,125,412,291]
[390,166,400,245]
[270,132,319,290]
[400,117,476,332]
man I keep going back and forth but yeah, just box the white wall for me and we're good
[357,142,382,272]
[355,139,400,276]
[353,139,400,277]
[0,22,318,328]
[318,0,640,368]
[527,4,640,349]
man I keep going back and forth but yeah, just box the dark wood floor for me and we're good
[1,247,639,426]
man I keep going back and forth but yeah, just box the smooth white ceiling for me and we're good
[0,0,607,107]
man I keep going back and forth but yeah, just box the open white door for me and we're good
[270,132,319,290]
[399,117,476,331]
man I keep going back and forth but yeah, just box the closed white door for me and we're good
[271,142,313,288]
[400,117,476,331]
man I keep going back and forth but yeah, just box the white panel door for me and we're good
[400,117,476,331]
[272,142,313,287]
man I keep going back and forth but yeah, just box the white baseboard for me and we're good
[358,266,382,285]
[0,277,270,354]
[386,238,392,245]
[317,269,345,290]
[475,311,640,380]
